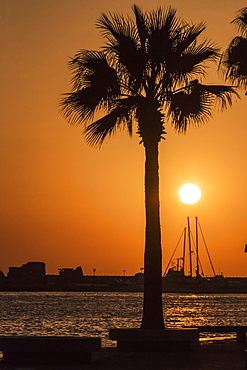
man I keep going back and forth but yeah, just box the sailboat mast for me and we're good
[195,216,199,277]
[187,217,192,277]
[198,220,216,277]
[182,227,186,274]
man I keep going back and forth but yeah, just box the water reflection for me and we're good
[0,292,246,346]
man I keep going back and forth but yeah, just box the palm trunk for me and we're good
[141,139,165,329]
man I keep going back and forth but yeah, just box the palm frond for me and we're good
[60,90,96,125]
[96,12,138,48]
[201,83,239,109]
[85,111,124,147]
[231,7,247,36]
[221,36,247,87]
[156,41,219,99]
[68,50,110,90]
[60,51,121,125]
[146,7,179,64]
[97,12,147,87]
[168,44,218,80]
[168,80,238,132]
[185,41,219,64]
[112,43,146,86]
[168,83,211,132]
[175,22,206,55]
[132,5,148,48]
[148,6,178,32]
[85,98,138,146]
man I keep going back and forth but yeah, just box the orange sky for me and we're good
[1,0,247,277]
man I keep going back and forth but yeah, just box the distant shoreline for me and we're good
[2,265,247,294]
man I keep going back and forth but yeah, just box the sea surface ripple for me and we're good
[0,292,246,346]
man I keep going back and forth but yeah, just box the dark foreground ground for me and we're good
[0,340,246,370]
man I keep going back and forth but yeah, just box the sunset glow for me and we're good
[1,0,247,278]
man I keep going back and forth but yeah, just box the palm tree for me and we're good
[61,5,236,329]
[220,7,247,90]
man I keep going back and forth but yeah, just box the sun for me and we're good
[178,183,201,204]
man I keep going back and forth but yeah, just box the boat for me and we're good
[162,217,247,293]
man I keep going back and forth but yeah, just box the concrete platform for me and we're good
[0,341,245,370]
[183,325,247,343]
[109,328,199,351]
[0,336,101,365]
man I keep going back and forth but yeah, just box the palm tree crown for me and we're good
[62,5,235,140]
[220,7,247,89]
[61,5,236,330]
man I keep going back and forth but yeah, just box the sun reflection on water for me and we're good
[0,292,246,346]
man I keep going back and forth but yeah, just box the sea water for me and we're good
[0,292,246,346]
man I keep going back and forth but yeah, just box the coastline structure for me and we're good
[1,261,247,293]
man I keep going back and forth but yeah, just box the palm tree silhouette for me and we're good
[61,5,236,329]
[220,7,247,91]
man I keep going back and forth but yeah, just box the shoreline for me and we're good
[0,339,246,369]
[2,288,247,294]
